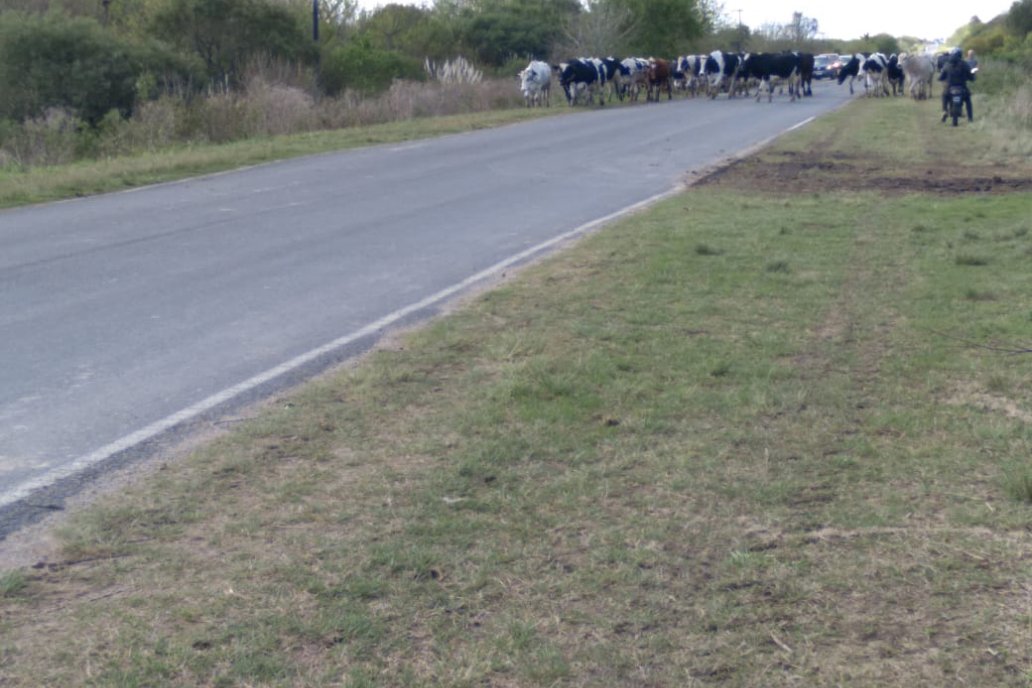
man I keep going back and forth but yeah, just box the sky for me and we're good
[353,0,1016,42]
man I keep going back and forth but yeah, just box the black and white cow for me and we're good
[862,53,890,96]
[701,50,742,98]
[554,58,606,106]
[599,57,629,102]
[837,52,889,96]
[739,52,802,102]
[675,55,704,96]
[620,57,650,101]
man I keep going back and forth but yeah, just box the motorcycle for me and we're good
[947,67,977,127]
[948,85,966,126]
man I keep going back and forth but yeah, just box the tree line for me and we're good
[0,0,1029,138]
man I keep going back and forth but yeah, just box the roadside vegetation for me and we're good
[2,0,1028,183]
[1,88,1029,685]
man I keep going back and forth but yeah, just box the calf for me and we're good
[519,60,551,107]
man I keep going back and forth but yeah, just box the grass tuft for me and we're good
[955,254,991,266]
[0,570,27,598]
[695,243,724,256]
[1003,463,1032,504]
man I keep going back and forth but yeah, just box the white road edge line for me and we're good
[0,188,677,509]
[1,114,819,510]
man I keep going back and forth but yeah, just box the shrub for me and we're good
[0,108,83,168]
[0,12,194,125]
[319,42,425,96]
[243,78,318,137]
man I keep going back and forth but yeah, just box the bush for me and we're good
[0,12,195,125]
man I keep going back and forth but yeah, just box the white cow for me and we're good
[519,60,552,107]
[901,53,936,100]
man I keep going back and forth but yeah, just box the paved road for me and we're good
[0,82,852,531]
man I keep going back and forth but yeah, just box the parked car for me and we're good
[813,53,843,79]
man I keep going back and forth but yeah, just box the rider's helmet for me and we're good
[949,47,963,62]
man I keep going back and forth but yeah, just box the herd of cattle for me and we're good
[518,50,945,107]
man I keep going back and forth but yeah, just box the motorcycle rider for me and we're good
[939,47,976,122]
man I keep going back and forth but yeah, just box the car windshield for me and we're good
[815,57,831,66]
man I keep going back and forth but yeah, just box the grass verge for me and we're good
[0,96,1030,686]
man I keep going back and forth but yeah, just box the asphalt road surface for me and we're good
[0,82,853,535]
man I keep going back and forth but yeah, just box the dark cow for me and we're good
[646,58,673,102]
[701,50,742,97]
[886,54,906,96]
[837,53,865,94]
[554,58,605,106]
[739,52,802,102]
[796,52,814,96]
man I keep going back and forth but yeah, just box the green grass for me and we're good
[0,97,1029,686]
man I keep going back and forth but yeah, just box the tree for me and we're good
[458,0,580,65]
[361,3,429,51]
[355,3,460,61]
[1007,0,1032,37]
[785,11,818,43]
[559,0,636,57]
[150,0,314,86]
[608,0,705,56]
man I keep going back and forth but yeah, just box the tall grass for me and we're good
[0,73,525,169]
[977,58,1032,155]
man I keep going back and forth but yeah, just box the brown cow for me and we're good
[646,58,673,102]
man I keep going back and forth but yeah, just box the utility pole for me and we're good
[735,9,744,53]
[312,0,319,44]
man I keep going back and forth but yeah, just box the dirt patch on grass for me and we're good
[696,150,1032,195]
